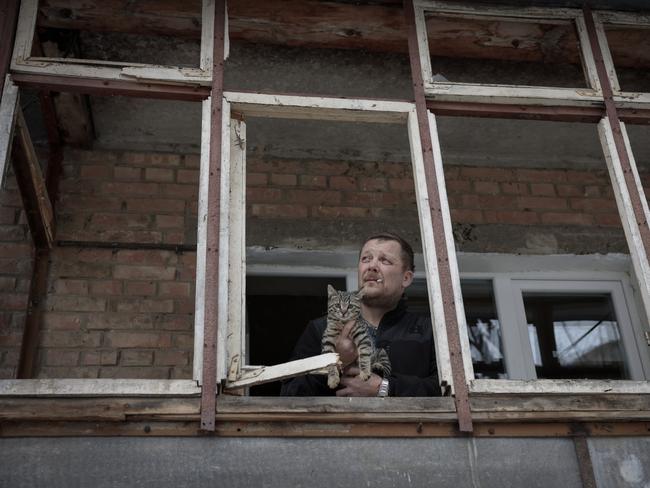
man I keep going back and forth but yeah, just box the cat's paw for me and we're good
[328,375,340,389]
[358,370,370,381]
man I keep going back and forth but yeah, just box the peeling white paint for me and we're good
[619,455,645,484]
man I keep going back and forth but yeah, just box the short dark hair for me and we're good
[360,232,415,272]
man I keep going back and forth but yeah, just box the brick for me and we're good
[89,280,123,296]
[173,298,195,314]
[500,182,529,195]
[0,277,16,292]
[98,366,170,379]
[177,169,199,184]
[58,195,123,212]
[174,334,194,348]
[155,350,189,366]
[80,165,112,179]
[566,170,604,184]
[52,279,89,295]
[184,154,200,168]
[44,350,80,366]
[329,176,357,191]
[247,173,268,186]
[158,282,191,298]
[388,178,415,192]
[0,226,27,241]
[530,183,556,197]
[250,204,308,219]
[0,293,28,311]
[124,281,156,296]
[270,173,297,186]
[149,153,182,167]
[450,209,484,223]
[82,350,118,366]
[40,331,102,348]
[101,182,160,196]
[298,175,326,188]
[120,350,154,366]
[114,249,177,266]
[303,160,349,176]
[160,182,197,199]
[312,206,370,218]
[518,196,567,210]
[461,167,515,181]
[445,180,472,194]
[556,184,583,197]
[0,207,16,224]
[86,313,154,330]
[286,190,342,205]
[359,177,386,192]
[594,213,622,227]
[113,265,176,281]
[47,296,107,312]
[584,185,601,197]
[483,210,539,225]
[125,198,185,213]
[476,195,518,210]
[516,169,566,183]
[115,299,174,313]
[42,313,83,330]
[39,367,99,379]
[343,192,399,207]
[0,334,22,347]
[0,243,32,258]
[246,188,283,204]
[157,315,194,331]
[104,332,172,348]
[474,181,500,195]
[570,198,617,212]
[155,215,184,229]
[540,212,594,226]
[114,166,142,181]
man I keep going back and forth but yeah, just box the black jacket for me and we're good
[280,298,441,396]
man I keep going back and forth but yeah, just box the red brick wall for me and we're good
[0,148,632,379]
[0,171,33,378]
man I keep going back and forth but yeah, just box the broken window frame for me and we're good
[414,1,604,106]
[10,0,221,86]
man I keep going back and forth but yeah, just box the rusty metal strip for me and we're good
[404,0,472,433]
[583,7,650,255]
[0,0,19,96]
[573,436,597,488]
[200,0,226,433]
[11,73,210,102]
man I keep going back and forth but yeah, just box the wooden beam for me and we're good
[10,109,55,248]
[0,379,201,396]
[11,73,210,101]
[0,0,20,97]
[405,0,472,433]
[33,0,650,70]
[471,379,650,395]
[200,0,226,433]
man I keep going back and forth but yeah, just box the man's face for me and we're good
[358,239,414,308]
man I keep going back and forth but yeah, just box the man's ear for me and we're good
[402,270,414,288]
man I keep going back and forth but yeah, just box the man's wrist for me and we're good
[377,378,389,397]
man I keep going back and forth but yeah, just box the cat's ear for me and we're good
[327,284,336,296]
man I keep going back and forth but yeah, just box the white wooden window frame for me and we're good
[9,0,224,86]
[592,11,650,109]
[191,91,464,392]
[0,75,19,187]
[413,0,604,106]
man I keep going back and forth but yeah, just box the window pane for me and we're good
[407,278,506,379]
[522,293,628,379]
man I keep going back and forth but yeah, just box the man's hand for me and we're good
[335,320,357,369]
[336,367,382,397]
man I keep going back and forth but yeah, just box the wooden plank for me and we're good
[0,379,201,396]
[407,110,452,393]
[471,379,650,395]
[200,0,215,72]
[225,353,339,389]
[200,0,226,432]
[0,0,20,97]
[428,111,474,383]
[470,394,650,412]
[11,109,55,248]
[424,83,603,107]
[413,3,433,85]
[415,0,579,21]
[10,0,36,67]
[0,421,201,437]
[575,14,602,92]
[224,91,413,123]
[0,75,19,184]
[12,72,210,102]
[226,117,245,381]
[405,0,472,433]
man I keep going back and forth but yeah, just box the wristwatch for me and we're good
[377,378,389,397]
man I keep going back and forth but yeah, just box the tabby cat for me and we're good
[322,285,391,389]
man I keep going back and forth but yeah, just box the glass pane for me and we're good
[523,293,628,379]
[424,14,587,88]
[406,278,506,379]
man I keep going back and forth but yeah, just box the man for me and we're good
[281,232,441,397]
